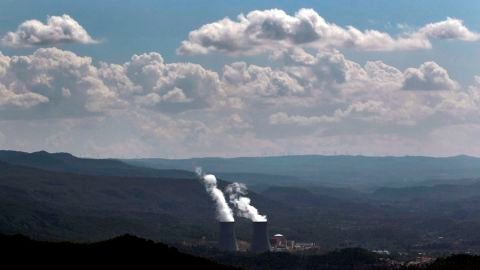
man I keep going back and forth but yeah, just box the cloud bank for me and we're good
[0,46,478,157]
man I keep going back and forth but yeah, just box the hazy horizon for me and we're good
[2,148,480,160]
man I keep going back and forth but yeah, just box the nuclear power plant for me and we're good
[201,172,270,253]
[218,221,238,252]
[250,221,271,253]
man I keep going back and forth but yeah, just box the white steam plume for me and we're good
[195,167,234,222]
[225,182,267,222]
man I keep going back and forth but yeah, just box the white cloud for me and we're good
[222,61,305,101]
[418,17,479,41]
[178,9,478,56]
[224,113,253,131]
[0,48,124,117]
[403,61,459,91]
[269,112,337,126]
[124,52,224,113]
[0,84,49,109]
[266,50,470,128]
[0,49,226,117]
[277,49,404,100]
[2,15,97,48]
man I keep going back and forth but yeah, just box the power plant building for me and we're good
[218,221,238,252]
[250,221,271,253]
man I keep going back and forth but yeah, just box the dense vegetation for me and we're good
[425,254,480,270]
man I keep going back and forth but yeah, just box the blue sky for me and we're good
[0,1,479,157]
[1,0,479,82]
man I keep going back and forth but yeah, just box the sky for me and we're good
[0,0,479,158]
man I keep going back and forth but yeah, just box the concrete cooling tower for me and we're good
[250,221,271,253]
[218,221,238,252]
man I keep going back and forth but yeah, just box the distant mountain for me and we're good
[213,172,310,192]
[0,233,238,269]
[125,155,480,188]
[0,150,194,178]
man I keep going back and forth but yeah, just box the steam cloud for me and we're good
[226,182,267,222]
[196,167,234,222]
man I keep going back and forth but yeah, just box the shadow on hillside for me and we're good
[0,233,238,269]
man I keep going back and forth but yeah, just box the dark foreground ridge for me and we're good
[2,233,480,270]
[0,233,238,269]
[215,250,480,270]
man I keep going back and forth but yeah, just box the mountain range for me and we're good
[125,155,480,189]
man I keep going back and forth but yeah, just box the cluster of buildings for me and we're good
[270,233,316,252]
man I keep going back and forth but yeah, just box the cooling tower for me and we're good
[218,221,238,252]
[250,221,271,253]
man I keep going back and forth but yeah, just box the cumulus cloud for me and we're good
[433,76,480,118]
[218,48,466,131]
[265,50,468,128]
[0,48,124,117]
[2,15,97,48]
[418,17,480,41]
[222,61,304,102]
[276,49,405,101]
[178,9,479,56]
[219,49,404,109]
[124,52,224,113]
[402,61,459,91]
[99,52,228,113]
[0,48,227,117]
[0,84,49,109]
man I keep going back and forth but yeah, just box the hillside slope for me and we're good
[0,150,194,178]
